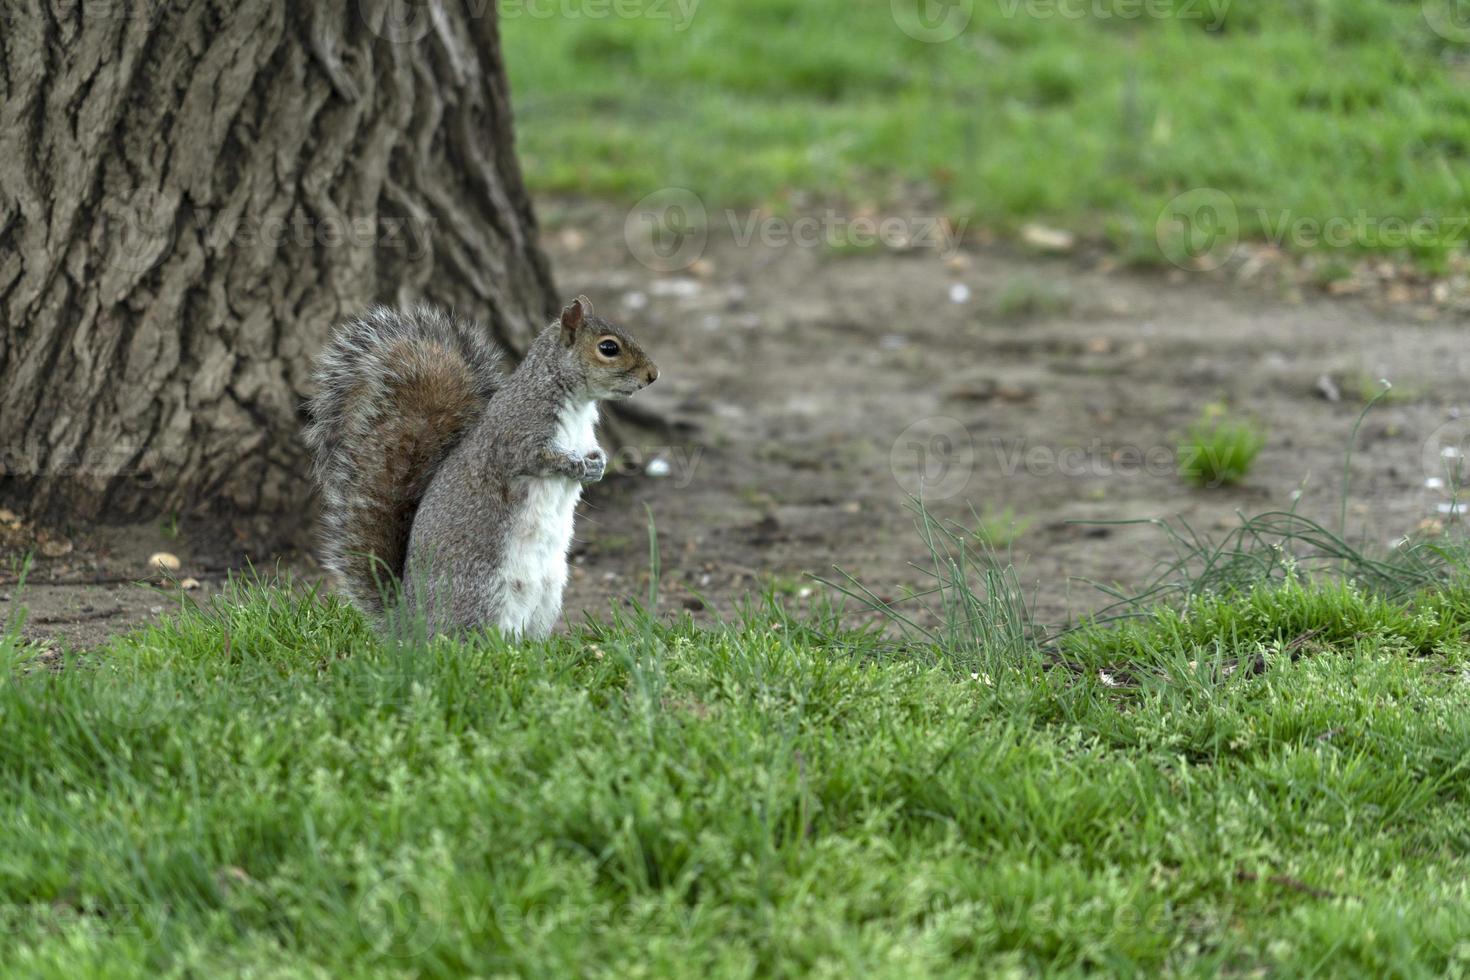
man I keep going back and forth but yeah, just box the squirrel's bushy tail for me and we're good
[304,306,504,613]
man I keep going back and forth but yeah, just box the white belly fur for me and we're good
[494,401,599,639]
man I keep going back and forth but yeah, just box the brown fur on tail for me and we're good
[303,307,504,613]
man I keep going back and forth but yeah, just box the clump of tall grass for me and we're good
[823,389,1470,655]
[817,501,1041,674]
[1177,406,1266,487]
[1079,509,1470,627]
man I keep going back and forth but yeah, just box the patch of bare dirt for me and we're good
[5,198,1467,648]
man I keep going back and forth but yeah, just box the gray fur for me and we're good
[304,297,657,637]
[403,303,656,637]
[304,305,504,613]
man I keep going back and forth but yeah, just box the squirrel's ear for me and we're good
[560,297,585,346]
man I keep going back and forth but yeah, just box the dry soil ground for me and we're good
[5,199,1468,649]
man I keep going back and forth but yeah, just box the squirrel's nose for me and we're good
[644,365,659,386]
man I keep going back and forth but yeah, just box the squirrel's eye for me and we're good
[597,339,621,357]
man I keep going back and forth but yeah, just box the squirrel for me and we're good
[303,296,659,638]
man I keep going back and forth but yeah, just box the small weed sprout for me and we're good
[1178,406,1266,488]
[973,506,1033,549]
[994,275,1073,319]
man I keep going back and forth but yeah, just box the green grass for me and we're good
[973,504,1034,548]
[503,0,1470,270]
[1177,407,1267,487]
[5,560,1470,975]
[992,275,1074,319]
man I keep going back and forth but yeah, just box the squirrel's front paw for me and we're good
[580,449,607,484]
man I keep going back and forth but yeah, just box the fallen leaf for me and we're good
[1021,223,1075,253]
[148,552,182,573]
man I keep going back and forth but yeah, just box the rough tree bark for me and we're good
[0,0,558,532]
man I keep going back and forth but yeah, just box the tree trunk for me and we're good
[0,0,558,533]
